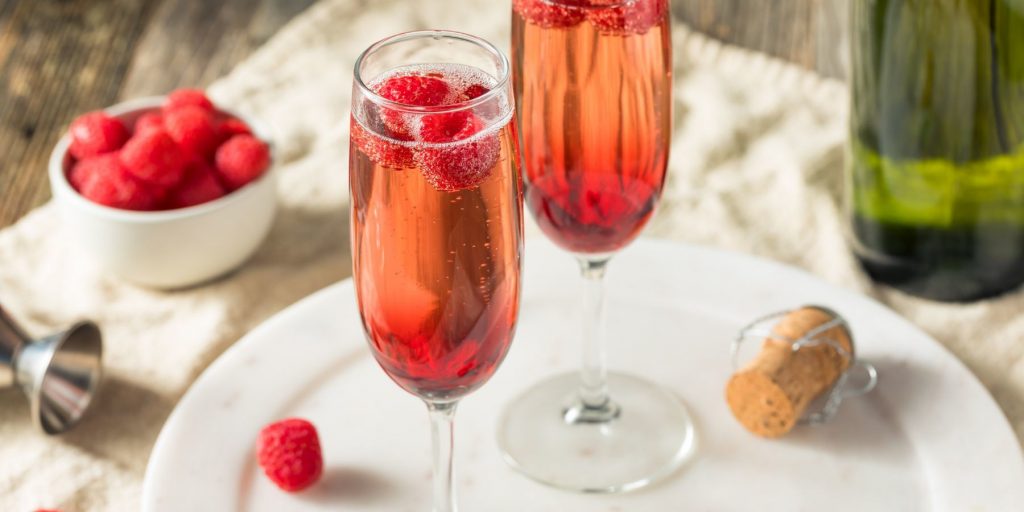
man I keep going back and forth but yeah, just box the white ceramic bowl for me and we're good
[48,96,278,289]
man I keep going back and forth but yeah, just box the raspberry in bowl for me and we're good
[48,92,277,289]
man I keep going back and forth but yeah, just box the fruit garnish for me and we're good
[214,134,271,191]
[415,111,501,191]
[350,116,416,169]
[119,129,188,188]
[419,111,484,142]
[377,74,450,107]
[68,112,129,159]
[460,84,490,101]
[375,74,451,138]
[513,0,586,29]
[563,0,623,5]
[257,418,323,493]
[587,0,666,35]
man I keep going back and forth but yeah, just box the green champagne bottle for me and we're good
[849,0,1024,301]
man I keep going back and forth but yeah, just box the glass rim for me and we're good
[353,30,511,115]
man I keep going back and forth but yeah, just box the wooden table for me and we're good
[0,0,840,229]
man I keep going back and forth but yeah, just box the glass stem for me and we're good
[428,401,458,512]
[564,256,620,424]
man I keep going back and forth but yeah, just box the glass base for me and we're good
[497,372,696,493]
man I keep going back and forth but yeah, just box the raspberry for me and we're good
[166,159,226,209]
[217,116,252,143]
[513,0,586,28]
[68,157,101,192]
[76,154,160,211]
[415,138,501,191]
[165,106,220,158]
[376,74,450,136]
[119,129,188,188]
[351,117,415,169]
[414,112,501,191]
[68,111,129,159]
[214,134,270,190]
[587,0,666,35]
[460,84,490,102]
[377,74,450,107]
[458,83,501,119]
[164,88,215,113]
[419,111,483,142]
[135,112,165,134]
[257,418,323,492]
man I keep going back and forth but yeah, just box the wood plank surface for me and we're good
[0,0,832,229]
[0,0,161,229]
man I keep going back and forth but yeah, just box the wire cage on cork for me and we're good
[726,305,878,438]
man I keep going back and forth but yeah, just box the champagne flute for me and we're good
[350,30,523,511]
[498,0,695,493]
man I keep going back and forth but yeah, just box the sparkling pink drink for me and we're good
[512,0,672,254]
[350,64,524,401]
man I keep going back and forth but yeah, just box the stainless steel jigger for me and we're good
[0,305,102,434]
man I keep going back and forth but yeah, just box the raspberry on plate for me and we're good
[414,111,501,191]
[76,154,161,211]
[135,112,165,134]
[166,159,226,209]
[68,111,129,159]
[164,88,215,113]
[214,134,270,190]
[257,418,323,492]
[513,0,586,29]
[165,106,220,158]
[587,0,666,35]
[119,129,188,188]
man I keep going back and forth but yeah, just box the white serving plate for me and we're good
[142,238,1024,511]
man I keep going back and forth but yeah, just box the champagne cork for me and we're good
[725,306,854,438]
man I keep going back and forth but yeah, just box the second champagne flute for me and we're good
[498,0,695,493]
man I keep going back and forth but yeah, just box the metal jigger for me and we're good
[0,305,102,435]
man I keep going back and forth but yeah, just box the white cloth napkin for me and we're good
[1,0,1021,509]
